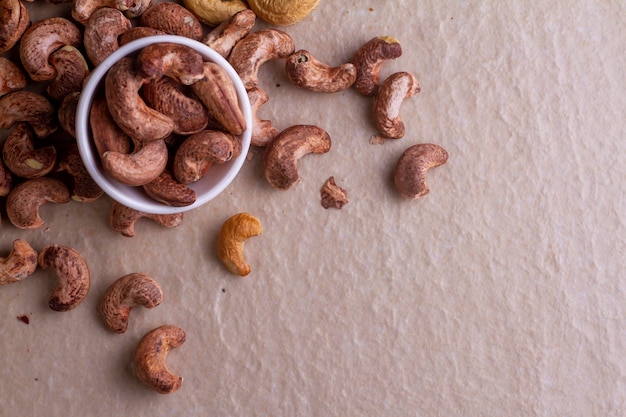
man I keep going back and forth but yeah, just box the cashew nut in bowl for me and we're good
[136,42,205,85]
[110,201,184,237]
[0,57,27,97]
[286,50,357,93]
[100,273,164,334]
[202,9,256,58]
[394,143,449,200]
[135,325,186,394]
[373,72,421,139]
[6,178,71,229]
[0,0,30,53]
[263,125,332,190]
[72,0,150,24]
[84,7,132,67]
[173,130,236,185]
[2,122,57,179]
[101,138,169,187]
[0,239,38,285]
[140,2,203,41]
[88,96,133,156]
[143,170,197,207]
[38,244,90,312]
[217,213,262,276]
[351,36,403,96]
[58,91,80,138]
[0,91,58,138]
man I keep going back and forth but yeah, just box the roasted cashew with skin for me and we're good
[2,122,57,178]
[89,96,132,156]
[0,240,38,285]
[6,178,70,229]
[351,36,403,96]
[247,86,278,147]
[38,244,91,312]
[110,201,184,238]
[72,0,150,24]
[140,2,203,41]
[0,0,30,53]
[394,143,449,200]
[173,130,236,184]
[56,143,104,202]
[135,325,186,394]
[0,91,58,138]
[373,72,420,139]
[217,213,262,276]
[84,7,132,67]
[58,91,80,138]
[0,159,13,196]
[101,138,169,187]
[0,57,27,97]
[100,273,164,333]
[286,50,357,93]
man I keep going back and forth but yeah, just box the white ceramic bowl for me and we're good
[76,35,252,215]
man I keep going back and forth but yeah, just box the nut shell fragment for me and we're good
[373,72,420,139]
[351,36,402,96]
[321,176,349,209]
[110,201,184,237]
[6,178,70,229]
[286,50,357,93]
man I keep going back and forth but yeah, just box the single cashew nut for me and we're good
[6,178,70,229]
[19,17,82,82]
[217,213,262,276]
[100,273,164,333]
[136,42,205,85]
[110,201,184,238]
[173,130,236,185]
[373,72,421,139]
[263,125,332,190]
[101,138,169,187]
[143,170,197,207]
[202,9,256,58]
[0,0,30,53]
[351,36,403,96]
[0,91,58,138]
[56,143,104,202]
[46,45,90,102]
[0,239,38,285]
[0,56,27,97]
[183,0,248,26]
[38,244,90,312]
[228,28,296,90]
[248,0,319,26]
[119,27,167,46]
[286,50,357,93]
[89,96,132,156]
[247,86,278,147]
[140,2,203,41]
[72,0,145,24]
[135,325,186,394]
[2,122,57,178]
[394,143,449,199]
[84,7,132,67]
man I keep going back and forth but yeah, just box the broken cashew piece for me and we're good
[6,177,70,229]
[217,213,262,276]
[351,36,403,96]
[100,273,164,334]
[321,176,349,209]
[110,201,184,238]
[0,239,38,285]
[264,125,332,190]
[394,143,449,199]
[202,9,256,58]
[0,0,30,53]
[286,50,357,93]
[135,325,186,394]
[38,244,91,312]
[373,72,421,139]
[56,143,104,202]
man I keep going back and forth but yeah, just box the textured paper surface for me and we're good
[1,1,625,416]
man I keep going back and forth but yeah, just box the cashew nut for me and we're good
[0,91,58,138]
[173,130,236,185]
[100,273,164,334]
[84,7,132,67]
[0,239,38,285]
[105,57,174,142]
[0,158,13,197]
[38,244,90,312]
[143,170,197,207]
[217,212,262,276]
[0,57,27,97]
[46,46,90,102]
[248,0,319,26]
[321,176,349,209]
[191,62,247,136]
[0,0,30,53]
[72,0,149,24]
[183,0,248,26]
[373,72,420,139]
[134,325,185,394]
[56,143,104,202]
[19,17,82,82]
[286,50,357,93]
[394,143,449,199]
[136,42,205,85]
[247,86,278,147]
[101,138,169,187]
[351,36,403,96]
[228,28,296,90]
[58,91,80,138]
[140,2,203,41]
[2,122,57,178]
[119,27,167,46]
[110,201,184,238]
[263,125,332,190]
[89,96,132,156]
[202,9,256,58]
[6,177,70,229]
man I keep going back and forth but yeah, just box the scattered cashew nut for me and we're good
[0,91,58,138]
[110,201,184,238]
[56,143,104,202]
[217,212,262,276]
[38,244,90,312]
[100,273,164,334]
[0,239,38,285]
[351,36,403,96]
[6,177,70,229]
[286,50,357,93]
[140,2,203,41]
[2,122,57,178]
[394,143,449,199]
[321,176,349,209]
[202,9,256,58]
[0,158,13,197]
[247,86,278,147]
[373,71,420,139]
[58,91,80,138]
[84,7,132,67]
[134,325,186,394]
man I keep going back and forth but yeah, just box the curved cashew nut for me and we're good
[143,170,197,207]
[173,130,236,184]
[286,50,357,93]
[182,0,247,26]
[100,273,164,333]
[119,27,167,46]
[105,57,174,142]
[0,91,58,138]
[351,36,403,96]
[101,138,169,187]
[135,325,185,394]
[228,28,295,90]
[191,62,247,136]
[247,86,278,147]
[58,91,80,138]
[2,122,57,178]
[373,72,420,139]
[140,2,203,41]
[46,46,90,102]
[19,17,82,82]
[84,7,132,67]
[263,125,332,190]
[0,0,30,53]
[0,158,13,197]
[89,96,132,156]
[38,244,90,312]
[217,213,262,276]
[136,42,205,85]
[57,143,104,202]
[72,0,147,24]
[110,201,184,238]
[0,57,27,97]
[0,239,38,285]
[6,178,70,229]
[203,9,256,58]
[394,143,449,199]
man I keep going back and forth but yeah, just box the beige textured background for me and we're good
[1,1,625,416]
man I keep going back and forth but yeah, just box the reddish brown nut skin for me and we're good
[119,27,167,46]
[84,7,132,67]
[173,130,236,185]
[247,86,278,147]
[0,239,38,285]
[286,50,357,93]
[38,244,91,312]
[110,201,184,238]
[140,2,203,41]
[143,170,197,207]
[351,36,402,96]
[6,177,71,229]
[136,42,205,85]
[394,143,448,199]
[89,96,132,156]
[2,122,57,179]
[135,325,186,394]
[373,71,420,139]
[0,56,27,97]
[56,143,104,202]
[0,0,30,53]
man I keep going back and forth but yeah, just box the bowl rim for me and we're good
[75,35,253,215]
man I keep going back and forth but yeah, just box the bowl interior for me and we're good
[75,35,253,215]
